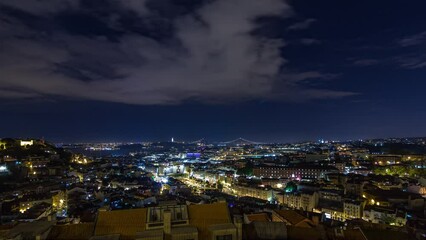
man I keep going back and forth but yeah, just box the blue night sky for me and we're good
[0,0,426,143]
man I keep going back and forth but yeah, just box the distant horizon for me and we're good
[1,0,426,143]
[2,135,426,145]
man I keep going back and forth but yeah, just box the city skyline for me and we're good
[1,0,426,142]
[1,1,426,237]
[45,136,426,145]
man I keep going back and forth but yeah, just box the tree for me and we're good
[217,182,224,191]
[237,161,254,176]
[284,181,297,193]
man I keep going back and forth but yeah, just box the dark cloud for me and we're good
[287,18,316,31]
[0,0,354,105]
[0,0,78,14]
[398,31,426,47]
[299,38,321,45]
[394,55,426,69]
[352,59,379,66]
[393,31,426,69]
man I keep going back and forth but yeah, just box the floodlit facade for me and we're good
[20,140,34,147]
[253,165,338,180]
[278,191,319,212]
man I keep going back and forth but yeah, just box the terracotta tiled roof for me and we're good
[247,222,287,240]
[94,208,147,240]
[287,226,322,240]
[48,223,95,240]
[246,213,270,222]
[188,202,231,240]
[89,203,232,240]
[362,229,411,240]
[341,229,367,240]
[273,210,308,226]
[90,234,121,240]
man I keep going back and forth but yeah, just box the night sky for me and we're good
[1,0,426,143]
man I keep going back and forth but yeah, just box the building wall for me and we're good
[0,141,6,150]
[209,228,237,240]
[319,191,342,202]
[136,234,164,240]
[253,166,337,180]
[171,232,198,240]
[279,192,318,212]
[20,140,34,147]
[362,209,406,226]
[343,202,363,219]
[408,198,425,210]
[345,182,365,196]
[322,208,344,221]
[233,185,276,201]
[20,199,52,213]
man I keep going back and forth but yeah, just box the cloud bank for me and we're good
[0,0,354,104]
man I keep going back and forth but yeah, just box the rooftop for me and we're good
[273,210,311,227]
[94,208,147,240]
[48,223,95,240]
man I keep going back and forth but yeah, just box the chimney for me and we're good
[233,215,243,240]
[48,214,56,222]
[163,209,172,235]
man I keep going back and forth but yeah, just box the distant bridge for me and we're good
[221,137,263,145]
[189,138,205,144]
[188,137,264,145]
